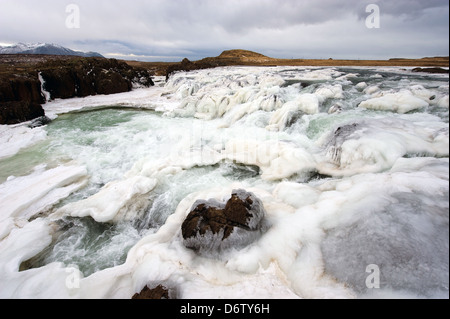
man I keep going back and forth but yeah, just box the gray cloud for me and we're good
[362,0,449,17]
[0,0,448,61]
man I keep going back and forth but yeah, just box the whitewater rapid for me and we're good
[0,66,448,299]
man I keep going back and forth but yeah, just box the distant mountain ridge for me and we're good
[0,43,104,58]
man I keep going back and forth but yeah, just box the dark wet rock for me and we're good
[28,115,52,128]
[1,75,44,104]
[39,57,154,99]
[0,73,46,124]
[411,67,449,74]
[0,101,45,125]
[181,189,266,253]
[132,284,171,299]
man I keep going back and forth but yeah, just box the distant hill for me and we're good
[217,49,273,63]
[0,43,104,58]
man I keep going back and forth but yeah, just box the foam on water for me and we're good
[0,66,448,299]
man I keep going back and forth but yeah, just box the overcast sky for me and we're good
[0,0,448,61]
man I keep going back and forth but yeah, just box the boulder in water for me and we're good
[181,189,266,254]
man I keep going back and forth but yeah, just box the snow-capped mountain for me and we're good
[0,43,104,58]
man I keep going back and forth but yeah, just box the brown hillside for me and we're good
[219,49,269,59]
[219,49,272,61]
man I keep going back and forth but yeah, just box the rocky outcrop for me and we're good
[39,57,154,99]
[181,189,266,254]
[0,55,155,124]
[412,67,449,74]
[166,58,223,80]
[0,101,45,125]
[0,74,45,124]
[132,285,171,299]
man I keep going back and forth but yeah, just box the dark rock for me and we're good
[39,69,78,99]
[94,70,131,95]
[0,101,45,125]
[28,115,52,128]
[411,67,449,74]
[40,57,154,99]
[181,189,266,254]
[0,75,44,104]
[132,285,171,299]
[0,73,46,124]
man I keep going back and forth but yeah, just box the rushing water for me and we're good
[0,66,448,299]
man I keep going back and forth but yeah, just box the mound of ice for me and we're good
[355,82,368,91]
[437,95,449,108]
[223,139,316,181]
[363,85,380,95]
[54,175,157,223]
[315,84,344,102]
[267,94,319,131]
[359,90,429,114]
[317,116,449,176]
